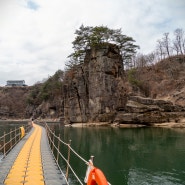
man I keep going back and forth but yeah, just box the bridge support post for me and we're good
[56,134,60,163]
[10,129,12,150]
[14,127,17,144]
[3,131,6,157]
[66,139,71,180]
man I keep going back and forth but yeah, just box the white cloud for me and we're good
[0,0,185,86]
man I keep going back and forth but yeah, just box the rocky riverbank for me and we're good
[66,118,185,128]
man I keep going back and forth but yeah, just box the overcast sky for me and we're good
[0,0,185,86]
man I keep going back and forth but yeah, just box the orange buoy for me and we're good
[87,168,108,185]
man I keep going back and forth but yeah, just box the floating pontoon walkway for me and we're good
[0,124,67,185]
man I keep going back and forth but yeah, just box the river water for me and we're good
[53,125,185,185]
[1,122,185,185]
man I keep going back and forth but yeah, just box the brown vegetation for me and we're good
[0,86,31,119]
[125,55,185,105]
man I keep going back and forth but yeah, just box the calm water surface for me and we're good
[1,123,185,185]
[0,121,27,135]
[0,121,28,160]
[53,125,185,185]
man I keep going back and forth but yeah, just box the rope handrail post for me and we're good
[49,131,51,146]
[19,127,20,141]
[45,124,49,144]
[56,134,61,163]
[10,129,12,150]
[14,127,17,144]
[47,126,51,146]
[66,139,72,180]
[3,131,6,157]
[52,131,55,153]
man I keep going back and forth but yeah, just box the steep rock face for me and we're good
[63,48,185,125]
[64,44,127,123]
[25,99,64,120]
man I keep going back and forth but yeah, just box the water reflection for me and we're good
[52,125,185,185]
[127,168,184,185]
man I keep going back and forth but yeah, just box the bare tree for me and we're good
[146,52,157,65]
[156,39,165,60]
[162,33,171,58]
[137,54,147,68]
[129,52,156,69]
[173,28,185,55]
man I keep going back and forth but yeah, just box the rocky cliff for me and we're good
[1,45,185,126]
[63,45,185,125]
[63,44,127,124]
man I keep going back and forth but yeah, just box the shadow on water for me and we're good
[50,125,185,185]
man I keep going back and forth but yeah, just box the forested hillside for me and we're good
[0,86,30,119]
[0,54,185,122]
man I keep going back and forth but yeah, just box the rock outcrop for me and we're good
[26,99,64,120]
[115,96,185,125]
[63,44,127,124]
[63,45,185,125]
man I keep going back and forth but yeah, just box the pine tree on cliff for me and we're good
[66,25,139,69]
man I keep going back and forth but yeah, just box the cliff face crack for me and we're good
[63,44,125,123]
[73,85,83,122]
[80,66,89,119]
